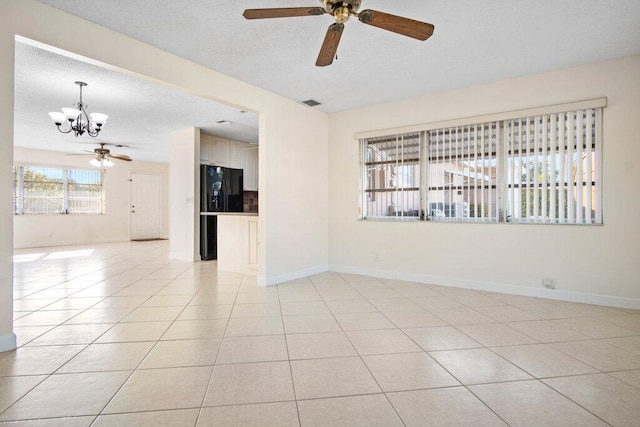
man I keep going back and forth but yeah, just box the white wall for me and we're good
[0,27,16,352]
[0,0,330,349]
[169,128,199,261]
[259,105,329,284]
[13,147,169,248]
[328,55,640,307]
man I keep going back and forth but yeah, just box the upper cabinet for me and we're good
[243,146,259,191]
[200,134,234,167]
[200,131,259,191]
[209,136,231,167]
[199,133,212,163]
[228,142,244,169]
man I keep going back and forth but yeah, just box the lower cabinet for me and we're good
[216,215,259,275]
[248,219,259,269]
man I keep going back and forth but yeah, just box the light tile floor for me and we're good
[2,241,640,426]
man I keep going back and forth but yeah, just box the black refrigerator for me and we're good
[200,165,243,260]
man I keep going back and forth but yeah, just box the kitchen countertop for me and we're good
[200,212,259,216]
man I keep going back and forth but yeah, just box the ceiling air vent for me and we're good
[301,99,322,107]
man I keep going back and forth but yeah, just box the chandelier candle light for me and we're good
[48,81,108,137]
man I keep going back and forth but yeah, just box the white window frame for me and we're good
[359,98,605,225]
[360,133,422,220]
[13,165,105,215]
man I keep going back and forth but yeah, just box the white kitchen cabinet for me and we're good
[199,134,212,164]
[229,142,244,169]
[210,136,230,166]
[248,219,259,269]
[242,146,259,191]
[201,133,258,187]
[216,214,259,275]
[200,133,229,165]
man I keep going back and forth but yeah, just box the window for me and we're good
[67,169,104,214]
[504,110,601,224]
[362,133,421,219]
[426,123,499,222]
[13,166,104,215]
[360,102,603,225]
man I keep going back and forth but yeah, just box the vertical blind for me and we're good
[504,108,601,224]
[21,166,64,214]
[361,105,603,225]
[427,122,499,222]
[363,133,421,219]
[67,169,104,214]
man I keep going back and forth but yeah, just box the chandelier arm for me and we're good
[73,123,84,137]
[79,102,102,137]
[78,102,90,132]
[55,125,73,134]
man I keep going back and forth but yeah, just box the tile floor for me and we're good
[2,241,640,426]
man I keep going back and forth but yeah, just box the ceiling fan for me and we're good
[243,0,435,66]
[68,143,132,167]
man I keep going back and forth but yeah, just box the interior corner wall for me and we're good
[13,147,169,248]
[328,55,640,307]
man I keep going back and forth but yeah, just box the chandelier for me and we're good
[48,81,108,137]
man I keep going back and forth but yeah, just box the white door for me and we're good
[130,171,162,240]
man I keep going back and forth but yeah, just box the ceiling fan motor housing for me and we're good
[323,0,361,22]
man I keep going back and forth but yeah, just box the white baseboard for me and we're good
[329,264,640,310]
[0,333,17,353]
[257,275,267,287]
[168,252,197,262]
[14,236,129,249]
[264,264,329,287]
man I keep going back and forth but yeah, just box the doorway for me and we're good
[130,171,162,240]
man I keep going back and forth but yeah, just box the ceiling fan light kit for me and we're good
[243,0,435,66]
[48,81,108,137]
[90,156,114,168]
[67,142,132,168]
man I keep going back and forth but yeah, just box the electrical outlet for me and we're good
[542,278,555,289]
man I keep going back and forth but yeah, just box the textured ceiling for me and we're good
[14,42,258,163]
[16,1,640,164]
[34,0,640,113]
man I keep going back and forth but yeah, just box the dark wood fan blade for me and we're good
[243,7,325,19]
[358,9,434,41]
[110,154,132,162]
[316,23,344,67]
